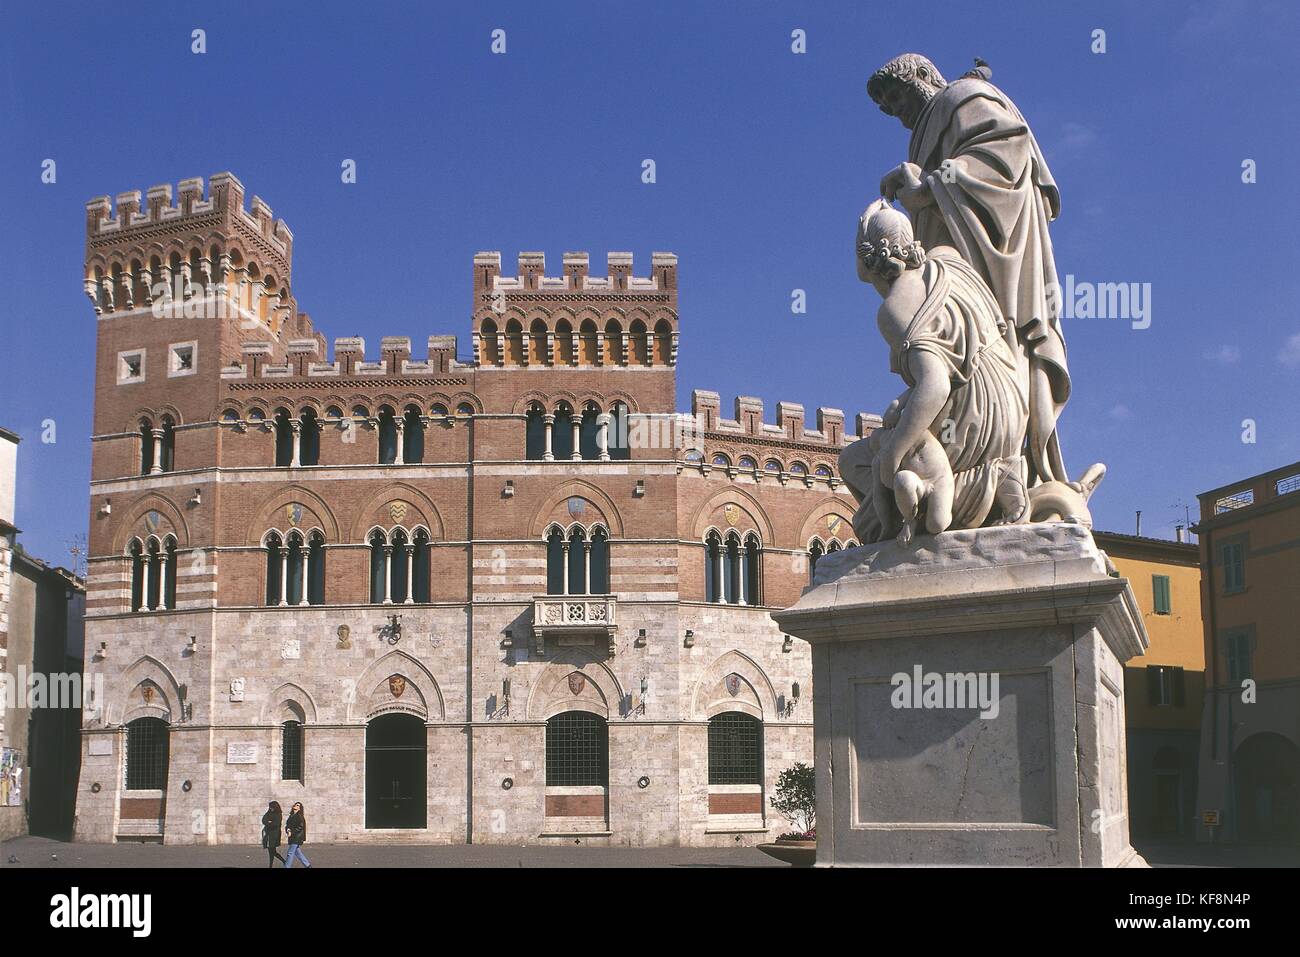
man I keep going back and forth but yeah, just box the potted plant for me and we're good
[758,762,816,867]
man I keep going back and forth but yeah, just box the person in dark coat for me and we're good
[261,801,286,867]
[283,802,312,868]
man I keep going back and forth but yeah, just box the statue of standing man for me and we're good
[870,54,1071,487]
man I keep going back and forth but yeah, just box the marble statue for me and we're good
[844,54,1105,543]
[872,53,1072,487]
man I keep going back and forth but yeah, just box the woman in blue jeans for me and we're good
[283,802,312,868]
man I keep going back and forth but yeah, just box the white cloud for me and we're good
[1205,344,1241,364]
[1109,403,1131,421]
[1280,332,1300,367]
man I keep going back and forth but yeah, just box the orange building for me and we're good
[1193,462,1300,844]
[1094,531,1203,840]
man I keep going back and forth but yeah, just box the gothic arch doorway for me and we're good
[365,713,427,829]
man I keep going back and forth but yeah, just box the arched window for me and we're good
[738,455,757,471]
[808,539,826,583]
[554,319,574,365]
[712,453,731,469]
[578,320,599,365]
[579,404,600,460]
[814,464,833,479]
[369,530,388,603]
[546,711,608,787]
[129,539,145,611]
[764,459,782,474]
[125,716,169,790]
[307,531,326,605]
[479,319,500,365]
[546,525,608,595]
[402,406,424,464]
[566,526,588,595]
[706,531,760,605]
[409,529,431,603]
[504,319,524,365]
[705,531,723,603]
[607,402,631,461]
[744,532,762,604]
[285,531,306,605]
[158,415,176,472]
[789,462,808,477]
[139,418,155,475]
[377,407,398,464]
[546,527,566,595]
[162,536,177,609]
[604,319,623,365]
[281,720,304,782]
[708,712,763,785]
[389,529,410,603]
[525,403,547,460]
[628,319,648,365]
[274,409,294,467]
[456,402,474,416]
[299,408,320,466]
[589,527,610,594]
[552,404,575,460]
[528,319,548,365]
[142,538,163,611]
[652,319,672,365]
[265,532,285,606]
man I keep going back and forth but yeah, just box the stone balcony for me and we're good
[531,594,617,657]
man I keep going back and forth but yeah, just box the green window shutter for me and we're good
[1146,666,1162,706]
[1153,575,1171,615]
[1173,667,1185,706]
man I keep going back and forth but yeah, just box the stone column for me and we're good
[394,420,405,465]
[597,413,610,461]
[382,546,393,604]
[543,414,555,462]
[141,553,154,611]
[156,552,169,610]
[278,547,289,607]
[570,417,582,461]
[583,542,591,596]
[150,429,164,475]
[738,544,749,606]
[404,545,415,604]
[713,546,724,603]
[290,421,302,468]
[298,547,309,606]
[561,541,570,595]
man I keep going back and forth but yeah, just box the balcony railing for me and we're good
[532,594,618,656]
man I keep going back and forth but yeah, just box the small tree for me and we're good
[769,762,816,838]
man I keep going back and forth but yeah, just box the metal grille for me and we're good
[125,717,169,790]
[281,721,304,782]
[708,712,763,785]
[1277,473,1300,496]
[545,712,608,786]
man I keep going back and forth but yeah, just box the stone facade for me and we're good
[75,174,873,845]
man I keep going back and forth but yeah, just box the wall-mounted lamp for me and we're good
[97,641,109,660]
[503,480,515,498]
[188,489,202,507]
[187,636,198,654]
[635,628,647,648]
[633,480,645,497]
[501,628,513,649]
[784,680,801,718]
[98,499,111,517]
[640,676,649,696]
[782,634,794,653]
[683,629,695,648]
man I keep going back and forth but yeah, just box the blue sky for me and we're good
[2,0,1298,566]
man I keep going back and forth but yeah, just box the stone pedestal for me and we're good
[773,523,1148,867]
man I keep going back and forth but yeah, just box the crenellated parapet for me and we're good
[681,390,878,487]
[472,251,679,368]
[84,173,295,325]
[220,335,468,382]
